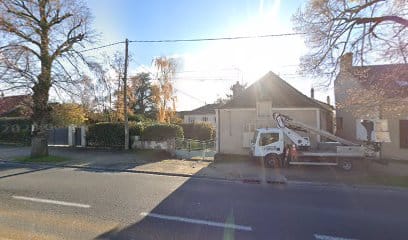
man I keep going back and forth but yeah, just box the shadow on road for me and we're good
[95,172,257,240]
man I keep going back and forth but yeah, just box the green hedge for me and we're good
[141,123,183,141]
[179,123,214,140]
[87,121,144,147]
[0,117,32,144]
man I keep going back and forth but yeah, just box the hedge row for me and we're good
[86,122,144,147]
[86,122,183,147]
[0,117,32,144]
[178,123,214,140]
[141,124,183,141]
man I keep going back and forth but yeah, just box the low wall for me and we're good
[131,136,175,155]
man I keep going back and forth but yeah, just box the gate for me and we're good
[48,127,69,145]
[74,127,82,146]
[175,138,215,160]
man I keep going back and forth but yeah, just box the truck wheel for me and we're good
[264,154,280,168]
[339,160,353,171]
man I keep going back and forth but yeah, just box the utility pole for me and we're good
[123,39,129,150]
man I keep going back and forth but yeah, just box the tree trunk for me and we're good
[31,73,51,158]
[31,134,48,158]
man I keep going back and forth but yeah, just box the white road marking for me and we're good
[12,195,90,208]
[140,212,252,231]
[314,234,358,240]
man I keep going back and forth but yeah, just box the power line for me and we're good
[77,32,305,53]
[129,32,305,43]
[174,87,207,104]
[79,41,125,53]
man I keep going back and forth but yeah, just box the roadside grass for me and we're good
[14,155,69,163]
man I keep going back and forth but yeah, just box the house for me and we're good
[215,71,334,155]
[180,103,223,126]
[0,95,32,117]
[335,53,408,161]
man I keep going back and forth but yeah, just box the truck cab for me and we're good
[250,128,285,163]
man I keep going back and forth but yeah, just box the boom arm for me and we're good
[273,113,358,146]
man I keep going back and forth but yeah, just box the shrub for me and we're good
[87,122,124,147]
[179,123,214,140]
[129,121,145,137]
[0,117,32,144]
[87,121,145,147]
[141,123,183,141]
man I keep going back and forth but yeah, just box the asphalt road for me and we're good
[0,162,408,240]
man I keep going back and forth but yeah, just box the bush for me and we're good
[87,121,145,147]
[141,123,183,141]
[0,117,32,144]
[179,123,214,140]
[129,121,145,136]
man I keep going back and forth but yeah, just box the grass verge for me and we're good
[14,155,69,163]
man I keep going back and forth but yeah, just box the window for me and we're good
[336,117,343,131]
[202,116,208,122]
[259,133,280,146]
[400,120,408,149]
[188,117,195,123]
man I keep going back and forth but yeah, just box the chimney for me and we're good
[340,52,353,72]
[231,81,244,99]
[326,96,330,105]
[310,88,314,99]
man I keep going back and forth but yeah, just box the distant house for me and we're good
[0,95,32,118]
[216,71,334,155]
[180,103,223,126]
[335,53,408,161]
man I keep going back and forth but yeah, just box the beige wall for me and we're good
[184,114,216,126]
[217,108,329,155]
[381,118,408,161]
[218,109,256,155]
[334,61,408,161]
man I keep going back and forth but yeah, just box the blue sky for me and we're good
[86,0,331,110]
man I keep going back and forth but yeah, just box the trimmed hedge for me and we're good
[87,121,145,147]
[179,123,214,140]
[0,117,32,144]
[141,123,183,141]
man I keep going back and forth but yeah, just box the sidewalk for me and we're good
[0,145,287,183]
[2,145,406,188]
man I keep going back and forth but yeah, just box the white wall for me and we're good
[183,114,216,126]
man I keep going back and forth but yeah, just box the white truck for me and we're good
[249,113,379,171]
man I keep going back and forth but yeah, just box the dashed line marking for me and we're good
[140,212,252,231]
[12,195,90,208]
[314,234,358,240]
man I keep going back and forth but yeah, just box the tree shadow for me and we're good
[94,172,258,240]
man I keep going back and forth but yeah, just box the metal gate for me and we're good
[48,127,69,145]
[74,127,82,146]
[175,138,216,160]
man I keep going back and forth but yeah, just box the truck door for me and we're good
[256,131,284,156]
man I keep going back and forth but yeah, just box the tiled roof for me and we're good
[183,103,223,115]
[350,64,408,98]
[220,71,333,111]
[0,95,32,117]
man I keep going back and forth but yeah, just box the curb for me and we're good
[0,160,288,185]
[287,180,408,192]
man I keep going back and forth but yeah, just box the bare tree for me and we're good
[293,0,408,86]
[0,0,94,157]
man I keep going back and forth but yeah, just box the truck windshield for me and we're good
[260,132,280,146]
